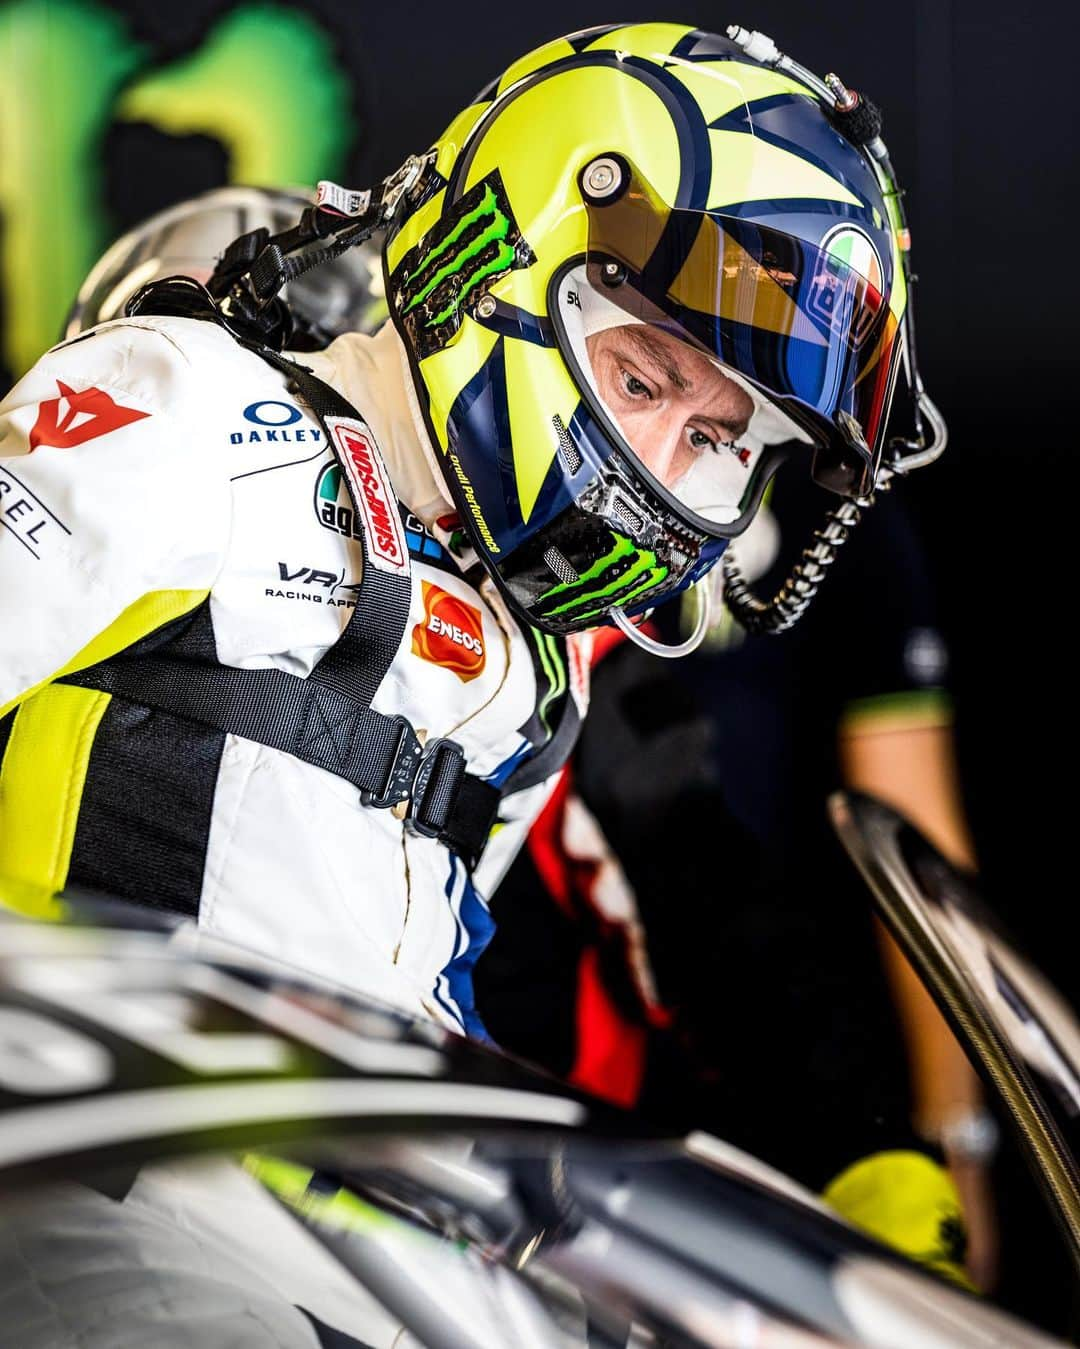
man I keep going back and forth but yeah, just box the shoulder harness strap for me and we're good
[62,278,500,868]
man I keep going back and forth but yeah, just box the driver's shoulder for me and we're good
[32,315,272,423]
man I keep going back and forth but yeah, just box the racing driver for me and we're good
[0,20,943,1346]
[2,22,919,1042]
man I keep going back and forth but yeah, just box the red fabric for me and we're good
[568,947,648,1108]
[588,623,627,668]
[526,765,655,1107]
[588,618,660,670]
[526,767,574,915]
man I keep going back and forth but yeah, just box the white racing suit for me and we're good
[0,313,587,1031]
[0,313,588,1344]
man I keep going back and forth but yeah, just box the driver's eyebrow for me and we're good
[702,411,750,441]
[617,326,750,438]
[621,325,691,393]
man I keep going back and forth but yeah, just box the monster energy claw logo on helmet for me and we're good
[534,532,669,627]
[394,170,534,360]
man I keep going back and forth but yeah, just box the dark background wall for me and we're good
[1,0,1076,974]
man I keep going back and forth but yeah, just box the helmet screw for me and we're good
[474,294,497,319]
[582,156,625,202]
[601,261,626,287]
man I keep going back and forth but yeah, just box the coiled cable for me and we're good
[721,478,891,636]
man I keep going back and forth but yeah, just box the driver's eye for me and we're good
[621,370,651,398]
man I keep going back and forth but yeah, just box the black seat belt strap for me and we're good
[62,655,500,868]
[262,349,411,708]
[62,277,502,867]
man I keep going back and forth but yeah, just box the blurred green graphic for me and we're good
[0,0,352,379]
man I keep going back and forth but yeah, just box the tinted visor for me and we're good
[557,267,812,530]
[573,166,901,504]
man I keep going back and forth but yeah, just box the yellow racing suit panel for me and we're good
[0,683,111,916]
[0,587,209,720]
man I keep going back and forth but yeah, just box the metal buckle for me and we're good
[359,719,465,840]
[379,150,437,223]
[407,737,466,839]
[360,715,424,810]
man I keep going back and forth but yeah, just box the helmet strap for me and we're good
[204,152,436,349]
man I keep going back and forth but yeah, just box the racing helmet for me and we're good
[66,185,387,340]
[386,23,910,636]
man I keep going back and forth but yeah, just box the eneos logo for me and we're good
[411,581,486,683]
[325,416,407,574]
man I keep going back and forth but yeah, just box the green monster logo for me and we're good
[394,170,534,359]
[530,627,566,736]
[537,532,670,626]
[0,0,353,382]
[403,183,514,325]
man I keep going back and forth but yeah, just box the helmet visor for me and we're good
[558,166,900,524]
[557,266,815,529]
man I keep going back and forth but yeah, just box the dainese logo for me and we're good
[411,581,486,683]
[29,381,150,450]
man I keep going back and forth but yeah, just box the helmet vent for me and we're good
[552,416,582,474]
[543,546,579,586]
[609,496,644,536]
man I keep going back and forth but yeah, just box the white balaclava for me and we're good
[566,266,812,524]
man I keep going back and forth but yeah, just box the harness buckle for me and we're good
[408,737,467,839]
[360,715,424,810]
[360,717,466,840]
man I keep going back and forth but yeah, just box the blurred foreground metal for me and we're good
[0,880,1070,1346]
[831,791,1080,1275]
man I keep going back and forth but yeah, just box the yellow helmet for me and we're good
[824,1150,973,1289]
[386,23,912,635]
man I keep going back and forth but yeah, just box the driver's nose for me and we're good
[628,409,686,489]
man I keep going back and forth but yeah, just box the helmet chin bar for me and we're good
[720,27,946,637]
